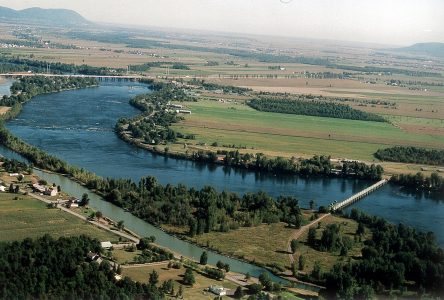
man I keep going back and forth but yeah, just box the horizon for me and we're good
[0,0,443,46]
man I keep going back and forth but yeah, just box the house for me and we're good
[9,173,20,177]
[170,104,183,109]
[209,286,227,296]
[0,186,5,192]
[101,241,113,250]
[44,188,58,197]
[178,109,192,114]
[86,251,100,262]
[32,183,46,193]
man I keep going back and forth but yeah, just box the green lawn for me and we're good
[171,100,443,161]
[0,192,120,242]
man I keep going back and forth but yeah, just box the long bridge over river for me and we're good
[330,179,388,211]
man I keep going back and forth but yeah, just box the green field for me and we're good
[0,192,119,242]
[171,100,444,161]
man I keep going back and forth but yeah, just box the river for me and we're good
[0,79,443,280]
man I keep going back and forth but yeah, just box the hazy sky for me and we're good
[1,0,443,45]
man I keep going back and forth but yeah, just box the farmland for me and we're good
[170,99,444,163]
[0,192,120,242]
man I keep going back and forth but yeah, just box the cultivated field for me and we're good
[0,192,120,242]
[171,100,444,163]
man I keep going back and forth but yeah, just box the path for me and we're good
[287,213,331,264]
[27,191,140,243]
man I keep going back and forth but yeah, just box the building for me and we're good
[0,185,5,192]
[101,241,113,250]
[178,109,192,114]
[32,183,46,193]
[209,286,227,296]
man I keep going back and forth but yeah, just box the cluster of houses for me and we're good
[168,103,192,114]
[32,183,58,197]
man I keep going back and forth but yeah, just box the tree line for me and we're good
[0,235,163,299]
[390,172,444,195]
[375,146,444,166]
[0,54,124,75]
[248,98,387,122]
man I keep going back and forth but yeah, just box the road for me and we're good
[287,213,331,264]
[27,191,140,243]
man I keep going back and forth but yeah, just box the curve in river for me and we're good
[0,80,443,254]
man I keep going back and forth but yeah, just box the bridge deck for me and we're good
[331,179,387,211]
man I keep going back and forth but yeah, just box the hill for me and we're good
[393,42,444,58]
[0,6,91,26]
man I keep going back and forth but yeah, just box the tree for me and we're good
[117,220,124,231]
[258,272,272,291]
[298,255,306,271]
[17,174,24,182]
[234,286,244,298]
[183,268,195,286]
[311,261,322,280]
[216,260,224,270]
[247,283,263,295]
[81,193,90,206]
[291,262,298,277]
[245,272,251,281]
[9,183,14,193]
[290,239,298,254]
[356,222,365,236]
[95,211,103,220]
[307,227,317,246]
[149,270,159,286]
[14,185,20,193]
[200,251,208,265]
[309,199,315,210]
[177,285,184,298]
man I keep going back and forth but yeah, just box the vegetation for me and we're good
[248,98,386,122]
[321,209,444,298]
[375,146,444,166]
[0,54,124,75]
[390,172,444,194]
[190,79,252,95]
[0,235,163,299]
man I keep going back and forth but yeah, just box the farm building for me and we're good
[209,285,227,296]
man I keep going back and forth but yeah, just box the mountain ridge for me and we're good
[0,6,92,26]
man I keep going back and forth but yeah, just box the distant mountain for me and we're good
[392,42,444,58]
[0,6,92,26]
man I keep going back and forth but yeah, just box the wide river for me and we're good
[0,80,443,280]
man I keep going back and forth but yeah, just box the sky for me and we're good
[1,0,443,45]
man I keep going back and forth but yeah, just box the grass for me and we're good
[122,263,239,300]
[0,192,120,242]
[190,222,293,270]
[295,214,371,274]
[171,100,444,161]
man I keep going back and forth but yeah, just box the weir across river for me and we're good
[331,179,388,211]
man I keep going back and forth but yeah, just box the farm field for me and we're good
[0,192,120,242]
[171,100,444,162]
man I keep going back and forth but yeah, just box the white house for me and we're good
[209,286,227,296]
[0,186,5,192]
[101,241,113,250]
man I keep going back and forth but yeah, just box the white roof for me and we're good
[101,241,113,248]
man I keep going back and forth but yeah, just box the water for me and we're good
[0,80,442,250]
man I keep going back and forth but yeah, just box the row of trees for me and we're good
[189,79,252,95]
[0,235,163,299]
[248,98,387,122]
[0,54,124,75]
[375,146,444,166]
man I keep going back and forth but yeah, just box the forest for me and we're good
[0,54,123,75]
[320,209,444,299]
[375,146,444,166]
[0,235,163,299]
[189,79,252,95]
[390,172,444,194]
[0,76,97,109]
[248,98,387,122]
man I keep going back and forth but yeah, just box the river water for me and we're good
[0,80,443,281]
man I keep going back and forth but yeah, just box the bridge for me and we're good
[0,73,145,81]
[330,179,388,211]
